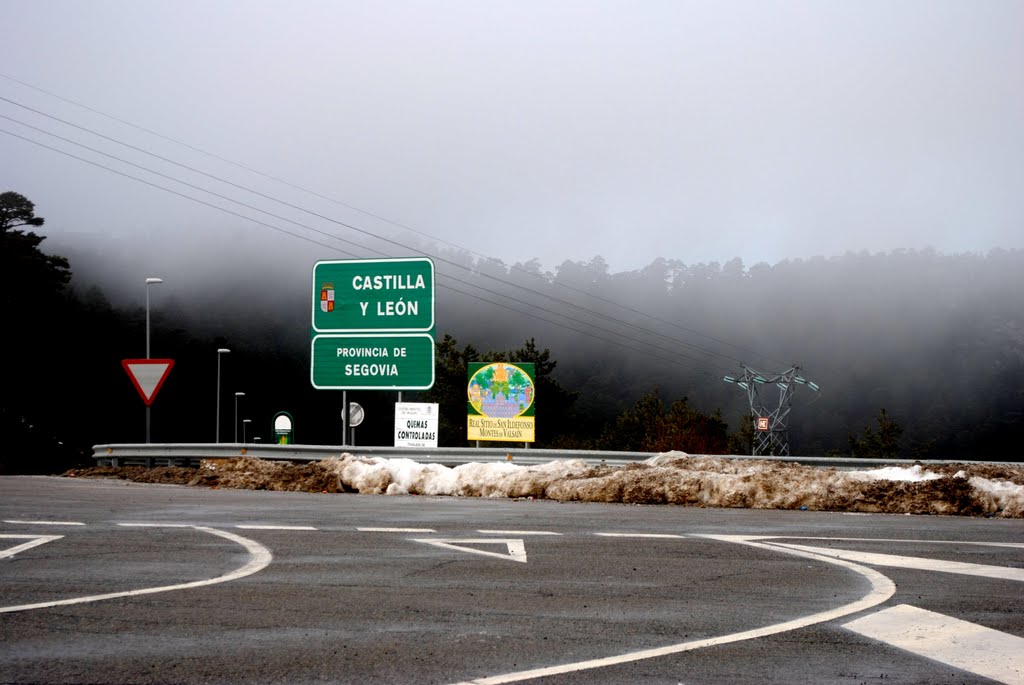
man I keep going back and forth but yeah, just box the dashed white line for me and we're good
[844,604,1024,685]
[236,525,318,531]
[118,522,196,528]
[477,530,561,536]
[595,532,687,539]
[358,527,436,533]
[4,520,84,526]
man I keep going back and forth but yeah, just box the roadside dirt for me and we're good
[64,455,1024,517]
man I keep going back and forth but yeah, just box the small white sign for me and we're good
[394,402,439,448]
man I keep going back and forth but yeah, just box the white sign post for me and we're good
[394,402,439,448]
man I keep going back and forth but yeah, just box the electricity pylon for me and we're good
[723,365,819,456]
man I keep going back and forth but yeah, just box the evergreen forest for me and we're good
[3,190,1022,473]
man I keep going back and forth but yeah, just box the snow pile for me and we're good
[67,454,1024,517]
[967,476,1024,516]
[320,453,1024,517]
[328,456,598,499]
[848,464,943,482]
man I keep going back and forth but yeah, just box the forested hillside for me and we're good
[4,190,1023,472]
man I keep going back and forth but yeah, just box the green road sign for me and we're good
[311,334,435,390]
[313,257,434,333]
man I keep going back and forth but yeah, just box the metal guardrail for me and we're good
[90,443,979,470]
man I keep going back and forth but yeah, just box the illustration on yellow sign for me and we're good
[467,362,535,442]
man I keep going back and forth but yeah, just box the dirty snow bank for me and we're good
[322,452,1024,517]
[66,454,1024,517]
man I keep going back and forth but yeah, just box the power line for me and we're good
[1,115,731,372]
[0,126,731,378]
[0,113,386,258]
[0,79,784,368]
[0,93,751,368]
[0,127,355,256]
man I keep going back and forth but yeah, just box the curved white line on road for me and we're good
[0,527,272,614]
[451,533,896,685]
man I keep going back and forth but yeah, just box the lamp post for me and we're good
[215,348,230,442]
[144,277,163,443]
[242,418,252,443]
[234,392,245,443]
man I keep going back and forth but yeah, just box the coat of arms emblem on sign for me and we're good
[320,283,335,313]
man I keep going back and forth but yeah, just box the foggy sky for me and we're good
[2,0,1022,280]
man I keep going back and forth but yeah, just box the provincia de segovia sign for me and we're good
[310,257,436,390]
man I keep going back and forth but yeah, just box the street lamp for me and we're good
[144,277,163,443]
[242,418,252,443]
[215,348,230,442]
[234,392,246,443]
[145,278,163,358]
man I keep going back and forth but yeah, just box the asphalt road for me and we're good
[1,476,1022,684]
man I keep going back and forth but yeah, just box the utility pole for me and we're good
[724,365,819,457]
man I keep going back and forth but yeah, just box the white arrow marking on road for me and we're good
[0,535,63,560]
[844,604,1024,685]
[413,538,528,563]
[770,542,1024,582]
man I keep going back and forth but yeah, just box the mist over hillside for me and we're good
[53,230,1024,460]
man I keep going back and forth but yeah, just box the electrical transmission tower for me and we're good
[723,365,819,457]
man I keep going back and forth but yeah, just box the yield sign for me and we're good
[122,359,174,406]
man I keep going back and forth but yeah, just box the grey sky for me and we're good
[2,0,1022,274]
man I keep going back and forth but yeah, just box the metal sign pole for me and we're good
[342,390,347,446]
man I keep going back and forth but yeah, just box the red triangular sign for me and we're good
[122,359,174,406]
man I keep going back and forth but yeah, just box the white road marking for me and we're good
[771,542,1024,582]
[844,604,1024,685]
[0,535,63,560]
[413,538,528,564]
[118,522,196,528]
[449,534,895,684]
[477,530,561,536]
[236,525,318,531]
[4,519,84,526]
[595,533,687,539]
[0,527,272,614]
[359,527,436,533]
[762,536,1024,549]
